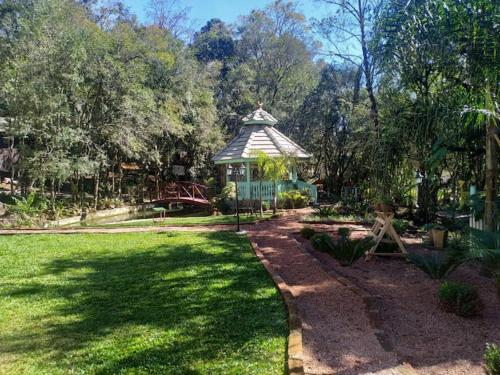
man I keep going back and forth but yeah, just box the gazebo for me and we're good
[212,105,317,202]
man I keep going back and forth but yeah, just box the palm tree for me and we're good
[264,156,288,214]
[254,151,271,217]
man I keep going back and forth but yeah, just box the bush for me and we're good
[330,235,374,266]
[438,282,483,317]
[261,201,270,211]
[300,227,316,239]
[392,218,409,235]
[278,190,309,209]
[407,248,467,279]
[310,233,335,252]
[338,227,350,238]
[314,206,336,217]
[485,343,500,375]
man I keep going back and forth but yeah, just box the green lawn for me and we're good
[88,213,273,228]
[81,212,272,228]
[0,232,287,374]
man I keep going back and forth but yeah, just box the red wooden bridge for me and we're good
[153,181,210,206]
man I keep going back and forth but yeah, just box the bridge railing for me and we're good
[158,181,209,202]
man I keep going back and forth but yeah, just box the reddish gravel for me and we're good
[298,221,500,375]
[248,212,411,375]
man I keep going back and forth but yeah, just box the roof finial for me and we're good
[257,101,263,109]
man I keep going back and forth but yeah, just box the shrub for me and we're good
[314,206,336,217]
[469,229,500,275]
[438,282,483,317]
[407,248,467,279]
[278,190,309,209]
[338,227,350,238]
[219,182,236,200]
[392,218,409,235]
[261,201,270,211]
[310,233,335,252]
[485,343,500,375]
[300,227,316,239]
[330,236,374,266]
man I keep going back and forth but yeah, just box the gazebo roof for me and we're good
[241,105,278,125]
[212,106,311,164]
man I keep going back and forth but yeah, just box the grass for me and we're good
[83,212,274,228]
[0,232,287,374]
[301,213,370,224]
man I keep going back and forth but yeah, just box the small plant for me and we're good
[392,218,409,235]
[485,343,500,375]
[338,227,350,238]
[261,201,270,211]
[314,206,337,218]
[278,190,309,209]
[406,248,467,279]
[330,235,374,266]
[438,281,483,317]
[300,227,316,239]
[310,233,335,252]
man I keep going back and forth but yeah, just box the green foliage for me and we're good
[300,227,316,239]
[8,192,48,216]
[310,233,335,253]
[392,218,409,235]
[220,182,236,200]
[485,344,500,375]
[468,229,500,273]
[438,282,483,318]
[338,227,350,238]
[314,206,337,217]
[330,234,373,266]
[406,249,467,279]
[278,189,309,209]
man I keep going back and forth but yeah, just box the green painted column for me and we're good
[246,161,251,199]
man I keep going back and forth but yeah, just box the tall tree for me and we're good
[315,0,381,132]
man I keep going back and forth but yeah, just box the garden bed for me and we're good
[295,228,500,375]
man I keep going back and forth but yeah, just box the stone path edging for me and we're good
[290,233,420,375]
[249,239,305,375]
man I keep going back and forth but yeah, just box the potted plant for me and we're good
[431,224,448,249]
[372,195,394,213]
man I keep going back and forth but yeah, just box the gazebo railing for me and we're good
[235,180,317,202]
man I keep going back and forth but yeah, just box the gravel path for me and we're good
[247,212,413,375]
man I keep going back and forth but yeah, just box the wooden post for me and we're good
[485,121,498,231]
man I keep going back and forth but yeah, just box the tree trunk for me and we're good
[273,181,277,214]
[259,179,263,217]
[118,163,123,199]
[156,170,161,200]
[50,177,56,213]
[93,173,100,210]
[10,165,15,196]
[358,1,379,133]
[484,121,498,231]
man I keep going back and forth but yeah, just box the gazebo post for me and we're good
[245,161,251,199]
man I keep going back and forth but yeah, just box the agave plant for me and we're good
[406,251,465,279]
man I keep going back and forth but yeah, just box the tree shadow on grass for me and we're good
[0,232,287,374]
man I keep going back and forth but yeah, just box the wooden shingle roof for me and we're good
[213,107,311,164]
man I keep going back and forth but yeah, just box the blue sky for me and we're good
[122,0,330,29]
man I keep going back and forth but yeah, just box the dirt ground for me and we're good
[298,224,500,375]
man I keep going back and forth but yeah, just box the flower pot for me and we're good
[431,227,448,249]
[373,202,394,213]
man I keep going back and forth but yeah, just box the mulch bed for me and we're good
[295,227,500,375]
